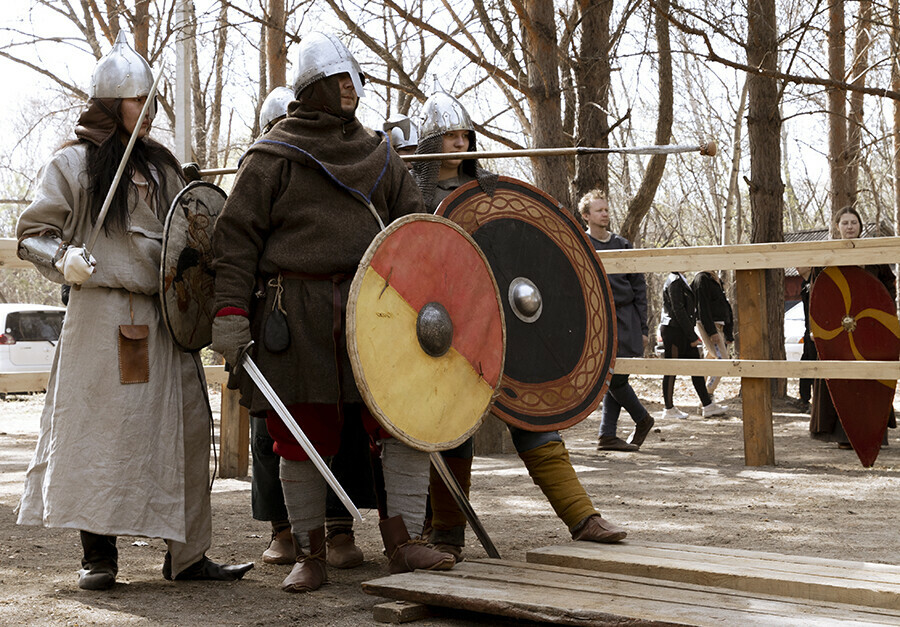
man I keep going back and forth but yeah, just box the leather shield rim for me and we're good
[438,176,617,432]
[346,213,506,452]
[159,181,227,352]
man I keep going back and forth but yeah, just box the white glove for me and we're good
[54,246,96,285]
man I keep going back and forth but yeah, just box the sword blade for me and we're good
[429,452,500,559]
[240,354,363,523]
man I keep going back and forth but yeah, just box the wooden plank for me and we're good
[614,357,900,379]
[596,237,900,274]
[0,238,32,269]
[736,269,774,466]
[203,364,228,385]
[218,385,249,478]
[2,236,899,274]
[363,559,900,626]
[527,542,900,611]
[372,600,430,624]
[0,371,49,394]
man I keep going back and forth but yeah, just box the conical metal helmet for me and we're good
[417,79,474,142]
[291,32,365,100]
[383,114,419,149]
[259,86,294,132]
[90,31,154,100]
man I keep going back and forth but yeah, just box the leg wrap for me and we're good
[428,453,472,545]
[280,458,326,548]
[518,440,598,530]
[380,439,430,538]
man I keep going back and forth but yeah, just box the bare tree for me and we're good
[746,0,786,376]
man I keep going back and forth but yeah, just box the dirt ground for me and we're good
[1,376,899,626]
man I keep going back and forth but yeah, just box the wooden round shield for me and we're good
[347,214,506,452]
[159,181,226,352]
[810,265,900,467]
[437,176,616,432]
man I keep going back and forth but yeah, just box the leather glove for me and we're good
[181,162,202,182]
[54,246,96,285]
[210,313,252,366]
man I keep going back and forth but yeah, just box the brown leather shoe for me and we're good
[263,527,296,565]
[597,435,639,452]
[379,515,455,574]
[627,414,655,448]
[282,527,326,593]
[571,514,627,543]
[326,532,364,569]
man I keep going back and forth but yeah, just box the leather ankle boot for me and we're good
[78,530,118,591]
[379,515,455,574]
[282,527,327,593]
[326,532,364,569]
[262,526,296,565]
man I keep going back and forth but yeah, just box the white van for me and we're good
[0,303,66,373]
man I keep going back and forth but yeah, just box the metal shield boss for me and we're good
[437,176,616,432]
[159,181,226,351]
[810,265,900,467]
[347,214,506,452]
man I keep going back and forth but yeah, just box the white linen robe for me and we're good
[15,143,211,575]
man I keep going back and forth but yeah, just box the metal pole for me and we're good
[195,141,717,178]
[174,0,192,163]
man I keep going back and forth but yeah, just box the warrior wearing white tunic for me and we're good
[15,31,252,590]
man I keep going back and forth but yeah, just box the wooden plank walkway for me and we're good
[527,541,900,611]
[362,558,900,626]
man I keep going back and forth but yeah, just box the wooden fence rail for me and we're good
[1,236,898,471]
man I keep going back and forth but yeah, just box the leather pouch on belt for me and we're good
[118,324,150,384]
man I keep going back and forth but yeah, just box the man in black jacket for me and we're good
[579,190,655,451]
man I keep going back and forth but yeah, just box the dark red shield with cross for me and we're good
[810,265,900,467]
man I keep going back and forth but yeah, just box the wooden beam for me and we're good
[736,269,775,466]
[615,357,900,379]
[0,239,32,270]
[596,236,900,273]
[218,385,249,478]
[0,371,49,393]
[527,541,900,611]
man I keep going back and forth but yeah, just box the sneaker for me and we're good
[702,402,727,418]
[663,407,689,420]
[596,435,639,452]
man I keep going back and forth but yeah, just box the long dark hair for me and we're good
[66,98,184,235]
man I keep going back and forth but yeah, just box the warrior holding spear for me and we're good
[15,31,253,590]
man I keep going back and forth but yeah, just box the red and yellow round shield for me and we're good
[347,214,506,451]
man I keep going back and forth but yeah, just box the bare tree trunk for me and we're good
[255,20,268,139]
[267,0,287,88]
[187,2,207,168]
[828,0,851,215]
[522,0,570,207]
[890,0,900,235]
[573,0,612,200]
[620,0,673,245]
[208,2,228,169]
[746,0,786,391]
[724,79,749,246]
[846,0,871,205]
[133,0,150,58]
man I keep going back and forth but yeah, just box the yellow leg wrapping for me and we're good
[428,456,472,531]
[518,440,598,531]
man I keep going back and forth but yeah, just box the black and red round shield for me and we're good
[437,176,616,432]
[160,181,226,351]
[346,214,506,452]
